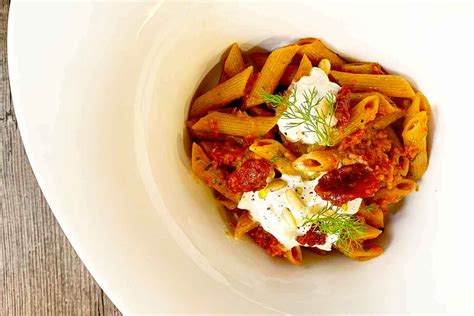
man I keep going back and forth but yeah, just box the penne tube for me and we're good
[404,92,421,124]
[220,43,245,82]
[373,177,417,205]
[192,111,278,137]
[419,91,432,117]
[297,38,345,69]
[357,224,383,241]
[398,155,410,177]
[336,243,384,261]
[330,71,415,98]
[234,211,259,239]
[294,37,318,45]
[190,66,254,118]
[292,149,339,178]
[335,95,380,143]
[249,139,299,175]
[354,92,406,130]
[402,111,428,179]
[358,204,384,228]
[216,196,238,210]
[410,147,428,180]
[244,45,300,108]
[293,54,313,82]
[191,143,241,202]
[249,53,298,87]
[371,110,405,130]
[341,62,385,74]
[285,246,303,265]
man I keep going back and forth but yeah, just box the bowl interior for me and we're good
[9,1,471,313]
[133,2,465,313]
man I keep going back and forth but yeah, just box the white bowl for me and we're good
[8,1,473,314]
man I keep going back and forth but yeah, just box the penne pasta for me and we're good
[373,177,417,205]
[341,62,385,74]
[285,246,303,265]
[419,91,432,117]
[337,243,384,261]
[410,148,428,180]
[371,110,405,130]
[248,52,299,87]
[192,111,278,137]
[294,37,318,45]
[297,38,345,69]
[292,149,339,178]
[186,39,432,265]
[405,92,421,123]
[216,195,238,210]
[220,43,246,83]
[234,211,259,238]
[358,204,384,228]
[249,139,299,175]
[243,45,300,108]
[190,66,254,118]
[294,54,313,82]
[357,224,383,241]
[330,71,416,98]
[335,95,380,143]
[402,111,429,180]
[352,92,405,130]
[191,143,241,202]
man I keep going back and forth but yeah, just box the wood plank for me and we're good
[0,1,121,314]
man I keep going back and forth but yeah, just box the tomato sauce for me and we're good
[206,142,246,167]
[296,227,326,246]
[335,86,351,127]
[339,128,407,189]
[247,226,286,257]
[227,159,273,193]
[315,163,380,206]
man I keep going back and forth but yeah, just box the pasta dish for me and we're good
[186,38,430,265]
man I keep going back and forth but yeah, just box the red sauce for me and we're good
[296,227,326,246]
[315,163,381,206]
[227,159,273,193]
[243,135,257,147]
[335,87,351,127]
[339,128,408,189]
[247,226,286,257]
[207,142,246,167]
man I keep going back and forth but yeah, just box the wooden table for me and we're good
[1,2,121,314]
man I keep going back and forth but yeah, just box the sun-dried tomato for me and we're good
[227,159,273,193]
[315,163,380,206]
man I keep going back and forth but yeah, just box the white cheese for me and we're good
[238,173,362,251]
[277,67,340,145]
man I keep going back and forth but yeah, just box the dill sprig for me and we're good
[261,88,337,146]
[301,203,366,249]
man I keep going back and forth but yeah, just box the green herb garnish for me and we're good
[301,203,366,249]
[261,88,337,146]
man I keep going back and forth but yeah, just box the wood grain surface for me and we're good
[0,2,121,314]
